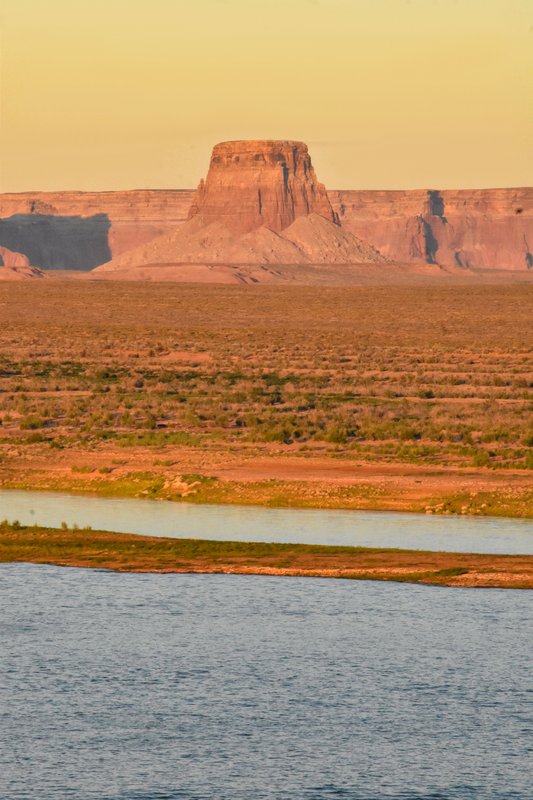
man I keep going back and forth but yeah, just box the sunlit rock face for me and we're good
[0,244,45,278]
[187,140,339,233]
[330,188,533,271]
[0,245,30,268]
[3,147,531,273]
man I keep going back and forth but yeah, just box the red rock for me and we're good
[0,264,45,280]
[282,214,386,264]
[95,141,386,274]
[330,188,533,271]
[188,140,338,233]
[0,191,193,268]
[2,176,531,272]
[0,245,31,268]
[94,217,385,274]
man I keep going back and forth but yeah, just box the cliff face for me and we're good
[330,188,533,271]
[188,140,338,233]
[0,191,193,269]
[0,245,44,280]
[0,245,30,268]
[1,185,531,271]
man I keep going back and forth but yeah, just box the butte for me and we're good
[94,140,387,281]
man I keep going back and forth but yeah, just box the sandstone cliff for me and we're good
[0,243,45,279]
[0,190,192,269]
[1,180,531,272]
[188,140,338,233]
[0,245,31,268]
[330,188,533,271]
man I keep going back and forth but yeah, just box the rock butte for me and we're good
[0,141,532,278]
[94,140,387,275]
[188,139,338,233]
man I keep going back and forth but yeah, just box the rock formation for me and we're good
[94,141,386,275]
[1,157,531,274]
[0,245,45,279]
[0,266,45,282]
[0,245,31,268]
[0,191,192,269]
[187,140,338,233]
[329,188,533,271]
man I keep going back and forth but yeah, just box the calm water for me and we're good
[0,564,531,799]
[1,490,532,553]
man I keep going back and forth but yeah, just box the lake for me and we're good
[1,564,531,799]
[1,489,532,554]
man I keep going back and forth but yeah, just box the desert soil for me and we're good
[0,280,531,517]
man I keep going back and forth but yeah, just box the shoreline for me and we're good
[1,468,532,520]
[2,524,532,589]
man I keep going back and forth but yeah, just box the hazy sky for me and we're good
[1,0,532,191]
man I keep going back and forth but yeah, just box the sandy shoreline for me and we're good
[2,524,532,589]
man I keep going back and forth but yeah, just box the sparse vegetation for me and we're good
[1,522,532,588]
[0,282,531,514]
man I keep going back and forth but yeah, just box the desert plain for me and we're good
[1,279,531,518]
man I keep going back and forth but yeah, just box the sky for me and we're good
[1,0,532,191]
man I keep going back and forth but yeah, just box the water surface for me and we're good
[1,489,532,554]
[1,564,531,799]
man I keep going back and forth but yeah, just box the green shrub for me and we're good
[472,450,490,467]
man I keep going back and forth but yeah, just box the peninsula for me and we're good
[2,523,532,589]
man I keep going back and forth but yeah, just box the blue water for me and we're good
[1,490,532,554]
[1,564,531,799]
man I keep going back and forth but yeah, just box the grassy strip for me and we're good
[1,523,532,589]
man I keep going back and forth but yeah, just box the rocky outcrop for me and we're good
[0,264,45,280]
[0,191,192,269]
[95,141,385,274]
[0,245,31,268]
[2,182,531,272]
[94,214,385,273]
[0,244,45,278]
[330,188,533,271]
[187,140,338,233]
[282,214,387,264]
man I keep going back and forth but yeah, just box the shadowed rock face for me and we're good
[187,140,338,233]
[0,192,192,269]
[0,214,112,270]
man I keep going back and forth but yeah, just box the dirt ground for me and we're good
[1,280,531,516]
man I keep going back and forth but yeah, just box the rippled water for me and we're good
[1,564,531,799]
[1,490,532,553]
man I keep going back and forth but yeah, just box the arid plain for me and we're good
[1,280,531,517]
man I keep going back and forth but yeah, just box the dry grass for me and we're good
[0,281,531,514]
